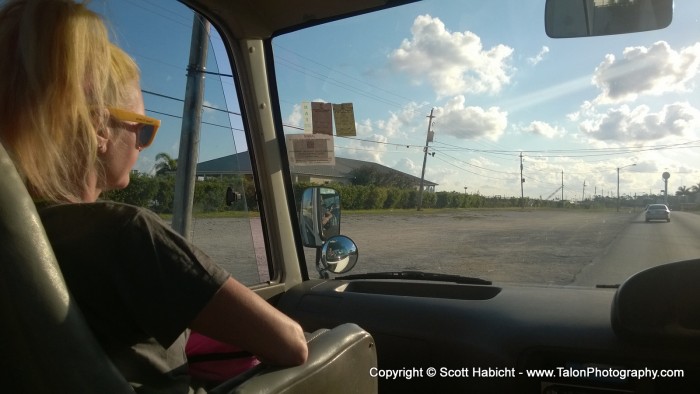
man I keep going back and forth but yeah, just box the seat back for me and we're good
[0,143,133,393]
[0,142,378,393]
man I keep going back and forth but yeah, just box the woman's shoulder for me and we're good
[37,201,165,228]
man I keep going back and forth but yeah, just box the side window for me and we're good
[98,1,269,285]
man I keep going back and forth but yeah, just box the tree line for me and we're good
[104,157,679,214]
[107,172,666,214]
[675,184,700,199]
[103,172,564,214]
[102,172,253,213]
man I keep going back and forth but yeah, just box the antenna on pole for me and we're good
[417,108,435,211]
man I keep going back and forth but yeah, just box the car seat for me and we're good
[0,142,377,393]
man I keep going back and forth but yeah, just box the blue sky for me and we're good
[98,0,700,201]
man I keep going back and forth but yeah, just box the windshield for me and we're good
[276,0,700,286]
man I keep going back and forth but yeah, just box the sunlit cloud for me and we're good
[433,95,508,140]
[393,157,420,178]
[375,103,421,139]
[593,41,700,104]
[337,105,426,165]
[388,14,514,98]
[523,120,565,138]
[579,102,700,142]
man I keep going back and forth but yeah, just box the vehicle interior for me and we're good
[3,0,700,393]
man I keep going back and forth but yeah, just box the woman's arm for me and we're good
[189,277,308,366]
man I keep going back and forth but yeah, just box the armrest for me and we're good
[211,323,377,394]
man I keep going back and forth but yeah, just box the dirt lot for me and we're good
[189,209,637,286]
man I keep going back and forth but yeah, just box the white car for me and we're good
[645,204,671,222]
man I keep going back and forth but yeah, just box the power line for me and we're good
[142,89,241,116]
[434,150,518,175]
[431,155,514,182]
[273,43,416,107]
[275,57,407,109]
[143,87,700,166]
[146,109,244,132]
[433,138,700,157]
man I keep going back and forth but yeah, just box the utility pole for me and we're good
[561,170,564,205]
[582,180,586,202]
[520,152,524,208]
[617,163,636,212]
[417,108,435,211]
[172,14,210,239]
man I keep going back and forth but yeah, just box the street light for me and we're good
[617,163,636,212]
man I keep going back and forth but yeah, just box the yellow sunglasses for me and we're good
[107,107,161,149]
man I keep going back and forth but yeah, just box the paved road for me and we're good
[188,209,700,288]
[306,209,637,286]
[573,210,700,287]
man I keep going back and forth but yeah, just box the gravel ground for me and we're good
[187,209,636,286]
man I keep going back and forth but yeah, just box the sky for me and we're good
[99,0,700,201]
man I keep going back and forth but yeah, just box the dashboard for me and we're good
[277,267,700,393]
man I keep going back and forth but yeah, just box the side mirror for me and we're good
[299,187,341,248]
[545,0,672,38]
[225,186,241,206]
[319,235,358,277]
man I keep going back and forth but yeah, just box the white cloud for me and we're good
[433,95,508,140]
[286,103,303,127]
[579,102,700,142]
[285,99,336,131]
[375,103,421,138]
[527,46,550,66]
[388,14,514,97]
[523,120,564,138]
[341,106,425,166]
[393,157,420,177]
[593,41,700,104]
[202,100,218,113]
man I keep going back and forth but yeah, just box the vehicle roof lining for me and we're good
[182,0,420,39]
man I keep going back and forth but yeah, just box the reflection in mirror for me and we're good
[320,187,341,240]
[320,235,358,276]
[225,186,241,206]
[299,188,320,247]
[299,187,341,248]
[545,0,672,38]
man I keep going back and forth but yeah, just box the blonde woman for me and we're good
[0,0,307,391]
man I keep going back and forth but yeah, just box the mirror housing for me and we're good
[545,0,672,38]
[319,235,359,277]
[299,187,341,248]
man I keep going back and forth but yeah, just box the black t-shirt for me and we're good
[37,201,230,393]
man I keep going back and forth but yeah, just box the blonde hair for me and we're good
[0,0,140,202]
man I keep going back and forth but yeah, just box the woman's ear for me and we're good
[95,108,111,155]
[97,133,109,154]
